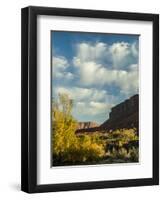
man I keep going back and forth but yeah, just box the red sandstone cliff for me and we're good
[77,121,99,129]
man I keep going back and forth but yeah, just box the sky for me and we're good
[51,31,139,124]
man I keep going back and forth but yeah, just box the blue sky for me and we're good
[52,31,139,124]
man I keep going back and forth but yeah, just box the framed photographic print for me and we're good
[21,6,159,193]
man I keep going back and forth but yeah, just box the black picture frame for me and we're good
[21,6,159,193]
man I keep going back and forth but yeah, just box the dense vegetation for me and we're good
[52,93,139,166]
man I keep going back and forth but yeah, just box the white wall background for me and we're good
[0,0,162,199]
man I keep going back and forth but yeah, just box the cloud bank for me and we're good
[52,37,139,124]
[73,41,138,95]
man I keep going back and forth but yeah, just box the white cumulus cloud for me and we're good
[73,41,139,96]
[53,86,116,123]
[52,56,74,80]
[54,86,111,102]
[76,101,112,116]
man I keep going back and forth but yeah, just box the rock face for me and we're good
[77,122,99,129]
[75,94,139,134]
[100,94,139,130]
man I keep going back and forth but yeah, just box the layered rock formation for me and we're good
[77,122,99,129]
[100,94,139,130]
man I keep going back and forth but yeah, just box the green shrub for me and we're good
[128,147,139,162]
[107,146,138,162]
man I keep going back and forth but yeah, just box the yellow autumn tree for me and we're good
[52,93,105,165]
[52,93,78,159]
